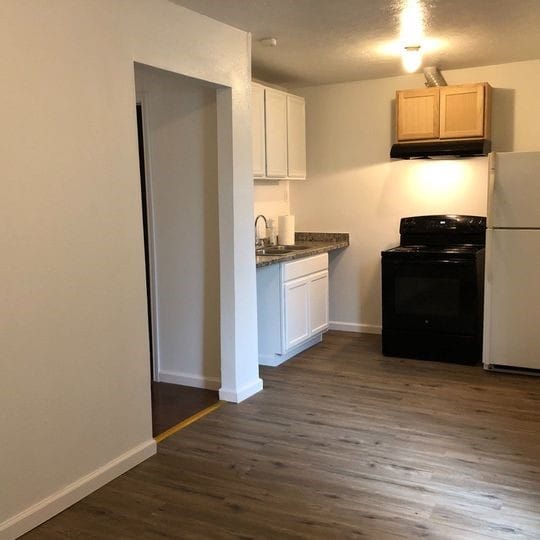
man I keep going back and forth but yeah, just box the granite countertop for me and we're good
[256,232,349,268]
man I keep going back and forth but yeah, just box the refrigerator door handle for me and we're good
[486,152,496,229]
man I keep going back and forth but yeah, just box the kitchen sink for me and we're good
[256,245,310,256]
[257,247,292,255]
[280,245,310,251]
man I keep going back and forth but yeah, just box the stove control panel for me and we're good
[399,215,486,235]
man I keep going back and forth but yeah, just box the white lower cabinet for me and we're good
[308,271,329,334]
[257,254,329,366]
[283,277,310,350]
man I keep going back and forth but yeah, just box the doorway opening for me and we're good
[134,64,220,438]
[136,102,154,377]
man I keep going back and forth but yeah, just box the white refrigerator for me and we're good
[483,151,540,372]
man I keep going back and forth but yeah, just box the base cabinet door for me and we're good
[309,270,329,334]
[283,277,310,351]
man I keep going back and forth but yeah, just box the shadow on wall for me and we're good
[390,97,396,149]
[491,88,515,152]
[202,104,221,383]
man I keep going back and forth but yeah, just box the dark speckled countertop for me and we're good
[256,232,349,268]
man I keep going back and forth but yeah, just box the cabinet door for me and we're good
[309,270,329,335]
[265,88,288,178]
[397,88,439,141]
[251,83,266,178]
[439,83,485,139]
[286,94,306,179]
[283,277,310,351]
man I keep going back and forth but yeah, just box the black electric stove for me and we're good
[381,215,486,364]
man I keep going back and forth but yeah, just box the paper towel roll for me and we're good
[278,215,295,245]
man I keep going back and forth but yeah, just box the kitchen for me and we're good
[247,41,540,373]
[2,1,540,538]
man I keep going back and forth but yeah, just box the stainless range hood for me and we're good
[390,139,491,159]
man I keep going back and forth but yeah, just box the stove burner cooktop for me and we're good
[381,215,486,260]
[383,244,484,258]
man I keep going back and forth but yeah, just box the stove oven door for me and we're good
[382,257,481,337]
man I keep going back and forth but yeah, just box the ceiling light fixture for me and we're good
[399,0,425,73]
[402,45,422,73]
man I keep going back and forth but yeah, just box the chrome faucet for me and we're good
[254,214,268,248]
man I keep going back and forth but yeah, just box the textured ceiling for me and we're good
[170,0,540,87]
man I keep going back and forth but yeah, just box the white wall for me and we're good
[134,64,221,389]
[0,0,260,536]
[254,180,290,220]
[253,180,290,239]
[289,59,540,332]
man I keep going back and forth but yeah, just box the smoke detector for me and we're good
[259,37,278,47]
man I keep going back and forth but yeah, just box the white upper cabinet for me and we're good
[286,94,307,178]
[251,83,306,180]
[264,88,288,178]
[251,83,266,178]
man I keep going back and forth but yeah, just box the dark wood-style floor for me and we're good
[24,332,540,539]
[151,382,219,437]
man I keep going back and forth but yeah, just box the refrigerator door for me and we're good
[488,151,540,229]
[483,229,540,370]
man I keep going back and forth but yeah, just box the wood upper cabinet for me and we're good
[396,83,491,142]
[439,84,490,139]
[251,83,307,180]
[397,88,440,141]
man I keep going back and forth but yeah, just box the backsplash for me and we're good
[296,232,350,243]
[253,180,290,225]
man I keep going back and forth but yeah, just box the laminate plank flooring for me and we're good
[24,332,540,539]
[151,382,219,437]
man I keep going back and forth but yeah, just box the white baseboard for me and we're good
[158,370,221,391]
[329,321,382,334]
[259,334,323,367]
[0,439,156,540]
[258,353,283,367]
[219,378,263,403]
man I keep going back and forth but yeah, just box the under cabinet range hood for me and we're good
[390,139,491,159]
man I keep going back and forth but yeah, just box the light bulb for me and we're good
[402,46,422,73]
